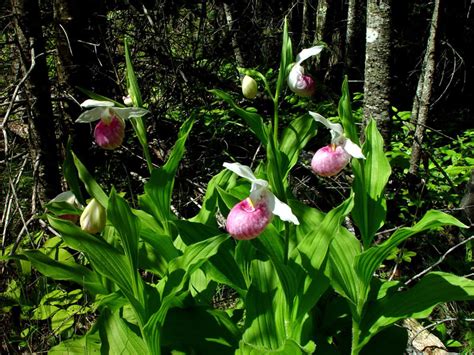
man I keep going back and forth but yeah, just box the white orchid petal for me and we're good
[343,138,365,159]
[266,193,299,225]
[50,191,75,203]
[80,99,115,108]
[223,162,268,188]
[309,111,344,140]
[295,45,324,65]
[75,107,104,123]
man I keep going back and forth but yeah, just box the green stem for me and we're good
[351,318,361,355]
[273,95,279,144]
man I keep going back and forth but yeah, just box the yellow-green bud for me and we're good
[242,75,258,99]
[80,198,106,234]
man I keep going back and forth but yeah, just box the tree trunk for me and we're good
[11,0,61,207]
[53,0,113,167]
[345,0,366,80]
[223,2,245,67]
[363,0,392,143]
[408,0,441,175]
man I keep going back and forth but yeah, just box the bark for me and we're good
[408,0,441,175]
[345,0,366,79]
[223,2,245,68]
[363,0,392,142]
[53,0,112,167]
[11,0,61,206]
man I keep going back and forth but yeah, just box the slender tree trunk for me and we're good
[345,0,366,79]
[363,0,392,143]
[408,0,441,175]
[223,2,244,67]
[53,0,112,168]
[11,0,61,207]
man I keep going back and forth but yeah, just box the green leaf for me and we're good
[210,89,269,146]
[161,307,240,353]
[71,151,108,208]
[51,309,75,335]
[279,114,317,178]
[359,272,474,350]
[275,18,292,100]
[22,250,106,295]
[31,304,59,320]
[190,169,234,226]
[100,309,148,354]
[63,141,85,205]
[108,190,141,278]
[124,37,143,107]
[326,228,362,307]
[47,216,144,320]
[140,117,194,230]
[355,210,467,296]
[49,328,101,354]
[77,86,124,107]
[338,76,358,143]
[351,119,391,247]
[241,259,286,350]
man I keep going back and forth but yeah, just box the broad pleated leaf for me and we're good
[63,142,85,205]
[241,259,286,350]
[325,228,362,306]
[275,18,292,99]
[48,328,101,354]
[210,89,269,146]
[279,114,317,177]
[100,309,148,354]
[71,151,108,208]
[22,250,106,295]
[47,216,144,319]
[141,118,194,228]
[351,120,391,247]
[124,37,143,107]
[161,307,240,353]
[190,169,234,225]
[359,272,474,350]
[355,210,466,296]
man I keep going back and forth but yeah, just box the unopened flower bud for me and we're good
[80,198,106,234]
[123,95,133,106]
[242,75,258,99]
[94,109,125,150]
[311,144,351,177]
[226,198,272,240]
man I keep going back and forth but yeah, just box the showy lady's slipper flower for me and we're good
[287,46,324,97]
[76,99,148,150]
[224,162,299,240]
[309,111,365,177]
[241,75,258,99]
[80,198,106,234]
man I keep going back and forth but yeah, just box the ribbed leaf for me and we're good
[161,307,240,353]
[49,328,101,354]
[279,114,317,177]
[338,76,357,143]
[63,142,85,205]
[124,37,143,107]
[175,220,247,293]
[275,18,292,99]
[351,120,391,247]
[190,169,233,226]
[355,210,467,295]
[71,151,108,208]
[141,118,194,228]
[100,309,148,354]
[22,250,106,295]
[47,216,144,320]
[241,259,286,350]
[210,89,269,146]
[359,272,474,350]
[326,228,362,306]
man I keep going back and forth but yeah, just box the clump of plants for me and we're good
[3,21,474,354]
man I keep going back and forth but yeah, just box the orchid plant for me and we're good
[9,19,474,355]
